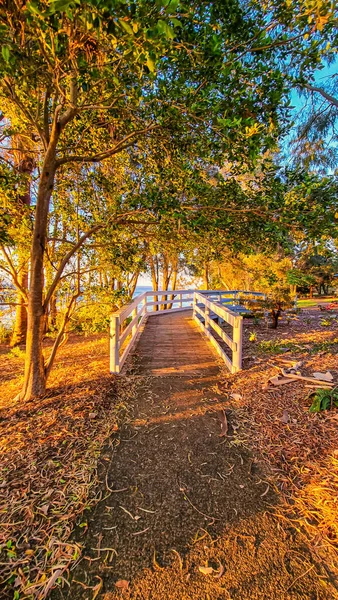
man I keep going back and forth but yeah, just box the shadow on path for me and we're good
[55,313,334,600]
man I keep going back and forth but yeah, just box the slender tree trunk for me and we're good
[128,269,140,299]
[149,254,158,312]
[49,294,58,329]
[11,269,28,346]
[203,261,209,289]
[289,284,297,298]
[161,254,170,310]
[167,256,178,310]
[270,304,282,329]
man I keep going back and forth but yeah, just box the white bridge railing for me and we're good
[110,289,265,374]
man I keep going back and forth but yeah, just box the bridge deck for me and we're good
[130,310,220,377]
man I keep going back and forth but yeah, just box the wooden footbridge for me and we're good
[110,289,265,375]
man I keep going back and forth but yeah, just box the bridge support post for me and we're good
[110,315,120,373]
[205,303,210,331]
[232,315,243,372]
[132,307,138,338]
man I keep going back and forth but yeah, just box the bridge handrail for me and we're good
[193,292,243,373]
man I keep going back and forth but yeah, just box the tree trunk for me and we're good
[11,269,28,346]
[128,269,140,299]
[18,156,57,400]
[49,294,58,330]
[289,284,297,298]
[149,254,158,312]
[270,305,282,329]
[167,257,178,310]
[11,136,33,346]
[309,285,313,298]
[203,262,209,289]
[161,254,170,310]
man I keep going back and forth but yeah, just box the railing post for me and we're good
[232,315,243,372]
[110,315,120,373]
[132,306,138,338]
[179,293,183,308]
[143,295,147,314]
[193,293,197,318]
[205,300,210,331]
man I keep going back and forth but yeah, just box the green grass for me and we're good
[297,297,338,308]
[257,337,338,355]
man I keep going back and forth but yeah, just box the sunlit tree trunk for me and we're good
[167,255,178,310]
[203,261,210,289]
[149,254,159,312]
[11,138,33,347]
[161,253,170,310]
[18,142,58,400]
[11,269,28,346]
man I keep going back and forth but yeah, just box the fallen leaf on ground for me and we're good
[230,393,242,401]
[213,563,225,579]
[269,376,294,386]
[281,409,289,424]
[218,410,228,437]
[115,580,129,590]
[312,371,333,382]
[199,566,213,575]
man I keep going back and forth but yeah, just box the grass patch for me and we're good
[257,337,338,355]
[298,297,338,308]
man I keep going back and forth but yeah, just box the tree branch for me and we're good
[0,245,28,300]
[301,83,338,109]
[55,124,159,166]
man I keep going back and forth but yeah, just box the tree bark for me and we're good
[10,137,33,346]
[149,254,159,312]
[161,253,170,310]
[203,261,210,289]
[18,154,58,400]
[167,256,178,310]
[11,269,28,346]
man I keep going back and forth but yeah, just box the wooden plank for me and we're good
[147,306,192,316]
[194,292,237,324]
[109,315,120,373]
[208,317,236,351]
[145,289,194,297]
[114,292,147,321]
[146,298,193,307]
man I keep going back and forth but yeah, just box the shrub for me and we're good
[309,388,338,412]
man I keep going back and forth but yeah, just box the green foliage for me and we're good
[0,324,11,344]
[309,387,338,412]
[69,288,127,334]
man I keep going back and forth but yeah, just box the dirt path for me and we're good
[57,313,336,600]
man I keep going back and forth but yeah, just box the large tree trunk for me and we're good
[11,137,33,346]
[18,157,57,400]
